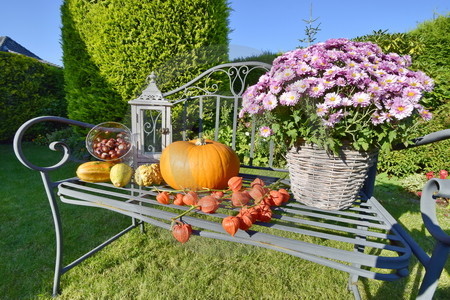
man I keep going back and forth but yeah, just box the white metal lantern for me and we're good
[128,73,172,166]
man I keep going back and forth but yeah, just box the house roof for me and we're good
[0,36,42,60]
[0,36,61,67]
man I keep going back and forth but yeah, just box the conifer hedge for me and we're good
[0,52,65,141]
[354,14,450,109]
[61,0,230,125]
[409,14,450,108]
[354,15,450,176]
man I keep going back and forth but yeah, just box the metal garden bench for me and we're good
[13,62,450,299]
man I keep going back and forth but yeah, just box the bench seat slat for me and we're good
[58,179,412,278]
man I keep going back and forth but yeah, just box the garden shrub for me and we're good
[231,51,279,65]
[353,29,425,56]
[377,101,450,177]
[33,126,88,160]
[353,19,450,110]
[399,173,427,195]
[354,16,450,177]
[61,0,230,126]
[0,52,65,142]
[408,14,450,108]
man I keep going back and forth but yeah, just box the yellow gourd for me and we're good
[76,161,115,182]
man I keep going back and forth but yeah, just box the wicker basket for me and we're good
[286,143,378,210]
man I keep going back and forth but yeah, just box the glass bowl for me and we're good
[86,122,132,162]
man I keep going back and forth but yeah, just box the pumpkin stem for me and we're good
[195,138,206,146]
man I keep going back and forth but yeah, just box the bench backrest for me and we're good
[161,61,279,169]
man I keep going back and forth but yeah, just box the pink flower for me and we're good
[323,66,340,78]
[324,110,345,127]
[406,77,422,88]
[258,74,270,84]
[280,68,296,81]
[259,126,273,138]
[324,92,342,107]
[279,91,299,106]
[371,111,384,125]
[352,92,371,107]
[316,103,329,116]
[419,108,432,121]
[426,171,434,180]
[418,72,434,91]
[389,97,414,120]
[262,93,278,110]
[244,84,260,98]
[439,170,448,179]
[402,87,422,102]
[380,112,393,123]
[335,77,347,86]
[379,74,398,86]
[288,80,309,93]
[295,62,313,76]
[308,83,326,97]
[346,68,367,84]
[310,55,329,69]
[247,103,261,115]
[340,97,353,106]
[269,81,283,94]
[322,79,335,89]
[368,82,382,96]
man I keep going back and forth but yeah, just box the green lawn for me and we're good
[1,143,448,299]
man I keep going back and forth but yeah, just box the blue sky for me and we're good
[1,0,449,66]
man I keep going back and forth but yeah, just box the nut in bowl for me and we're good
[86,122,133,162]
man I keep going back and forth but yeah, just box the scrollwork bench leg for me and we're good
[417,178,450,299]
[40,172,64,297]
[417,241,450,299]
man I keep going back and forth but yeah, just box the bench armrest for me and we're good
[416,178,450,298]
[13,116,95,172]
[420,178,450,245]
[393,129,450,150]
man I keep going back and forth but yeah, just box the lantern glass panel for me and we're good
[142,109,163,155]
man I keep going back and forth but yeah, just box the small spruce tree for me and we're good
[298,3,321,48]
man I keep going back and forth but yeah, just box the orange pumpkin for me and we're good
[159,138,240,190]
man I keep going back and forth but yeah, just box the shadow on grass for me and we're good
[0,143,133,298]
[359,178,450,299]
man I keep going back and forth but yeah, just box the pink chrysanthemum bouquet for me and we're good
[240,38,434,153]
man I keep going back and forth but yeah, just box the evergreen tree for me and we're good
[61,0,230,125]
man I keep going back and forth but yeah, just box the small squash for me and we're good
[110,163,133,187]
[134,164,164,186]
[76,161,115,182]
[159,138,240,190]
